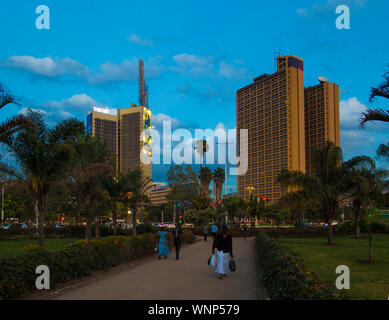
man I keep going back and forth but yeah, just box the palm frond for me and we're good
[0,83,20,110]
[0,114,33,145]
[369,70,389,102]
[360,109,389,127]
[0,161,21,178]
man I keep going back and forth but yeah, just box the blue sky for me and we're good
[1,0,388,191]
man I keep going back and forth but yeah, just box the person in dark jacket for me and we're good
[212,224,233,279]
[173,223,183,260]
[203,224,209,241]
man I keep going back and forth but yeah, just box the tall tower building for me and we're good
[86,59,152,179]
[87,111,118,170]
[304,80,340,175]
[118,105,152,179]
[236,55,306,202]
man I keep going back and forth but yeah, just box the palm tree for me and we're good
[66,134,113,242]
[212,167,225,201]
[9,110,84,247]
[102,173,131,236]
[195,139,209,169]
[360,68,389,127]
[0,82,31,177]
[199,166,212,196]
[277,141,373,245]
[347,159,389,238]
[124,168,152,236]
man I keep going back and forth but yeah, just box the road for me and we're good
[55,237,268,300]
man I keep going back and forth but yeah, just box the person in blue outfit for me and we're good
[157,227,170,259]
[211,223,218,240]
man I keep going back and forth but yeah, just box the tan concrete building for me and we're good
[236,55,306,202]
[304,81,340,175]
[149,185,171,206]
[87,111,119,169]
[118,106,152,179]
[87,105,152,179]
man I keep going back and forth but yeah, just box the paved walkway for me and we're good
[55,237,267,300]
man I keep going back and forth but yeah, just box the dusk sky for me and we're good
[1,0,388,191]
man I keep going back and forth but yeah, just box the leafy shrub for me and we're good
[369,222,388,233]
[21,244,43,254]
[255,233,348,300]
[334,221,354,234]
[261,225,353,238]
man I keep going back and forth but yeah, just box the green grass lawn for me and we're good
[277,234,389,300]
[0,238,78,257]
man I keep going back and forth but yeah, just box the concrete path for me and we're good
[55,237,267,300]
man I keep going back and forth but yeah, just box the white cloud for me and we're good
[3,56,89,78]
[340,97,366,129]
[2,55,163,85]
[153,113,181,129]
[339,96,388,158]
[219,61,248,79]
[340,97,387,132]
[171,54,214,78]
[128,34,153,47]
[341,129,376,158]
[297,0,368,17]
[173,53,209,67]
[44,94,115,115]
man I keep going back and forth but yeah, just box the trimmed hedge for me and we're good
[255,233,349,300]
[0,224,156,240]
[0,230,196,300]
[260,225,355,238]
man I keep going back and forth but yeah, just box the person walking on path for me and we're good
[242,224,249,240]
[211,223,218,240]
[212,225,233,279]
[157,227,170,259]
[202,224,209,242]
[173,223,183,260]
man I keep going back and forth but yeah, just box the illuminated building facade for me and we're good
[87,59,152,179]
[87,111,118,170]
[236,55,306,202]
[236,54,340,202]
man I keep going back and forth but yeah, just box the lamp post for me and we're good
[217,141,233,197]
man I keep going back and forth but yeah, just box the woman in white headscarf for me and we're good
[212,225,233,279]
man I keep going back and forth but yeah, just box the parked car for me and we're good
[154,222,175,229]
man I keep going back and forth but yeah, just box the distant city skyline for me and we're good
[1,0,389,190]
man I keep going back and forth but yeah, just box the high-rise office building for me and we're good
[118,105,152,178]
[87,111,118,169]
[236,55,306,202]
[304,81,340,175]
[86,59,152,179]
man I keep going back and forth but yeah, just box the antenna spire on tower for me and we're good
[138,58,149,107]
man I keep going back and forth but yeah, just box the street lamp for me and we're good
[246,186,255,196]
[217,141,233,198]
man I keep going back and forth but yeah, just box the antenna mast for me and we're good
[138,59,149,107]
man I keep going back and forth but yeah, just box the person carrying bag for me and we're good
[212,224,234,279]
